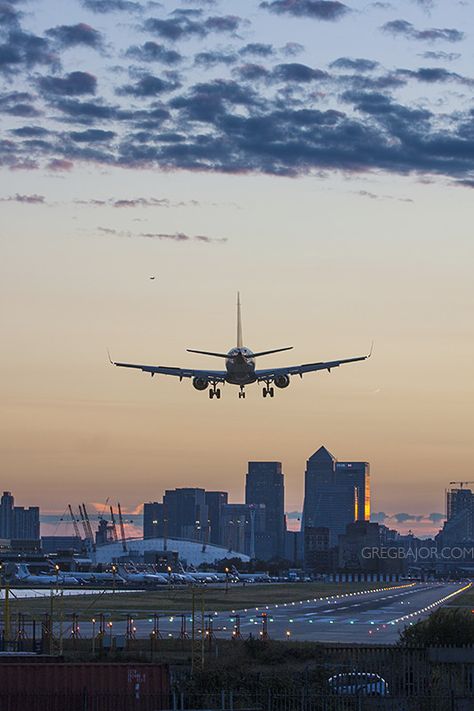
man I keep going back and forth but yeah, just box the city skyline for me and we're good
[8,441,449,540]
[1,0,473,526]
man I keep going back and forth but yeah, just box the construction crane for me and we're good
[68,504,82,540]
[117,502,127,553]
[82,503,97,552]
[78,504,90,541]
[449,481,474,489]
[109,505,118,543]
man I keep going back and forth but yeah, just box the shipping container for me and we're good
[0,662,170,710]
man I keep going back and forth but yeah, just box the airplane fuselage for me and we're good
[225,347,256,385]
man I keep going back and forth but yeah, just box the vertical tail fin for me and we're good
[237,292,243,348]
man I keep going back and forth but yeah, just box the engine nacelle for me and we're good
[193,377,209,391]
[274,375,290,389]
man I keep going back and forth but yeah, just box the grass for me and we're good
[7,581,404,620]
[446,588,474,609]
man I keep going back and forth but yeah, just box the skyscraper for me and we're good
[0,491,40,541]
[163,488,208,541]
[245,461,285,559]
[302,446,370,546]
[205,491,228,545]
[220,503,266,557]
[143,502,164,539]
[0,491,14,538]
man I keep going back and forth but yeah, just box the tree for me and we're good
[398,608,474,647]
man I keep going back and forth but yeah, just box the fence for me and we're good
[0,691,472,711]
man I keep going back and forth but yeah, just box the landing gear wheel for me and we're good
[262,389,267,398]
[209,390,214,399]
[216,389,221,399]
[269,387,274,398]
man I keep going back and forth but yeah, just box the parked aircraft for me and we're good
[110,294,371,399]
[117,564,168,585]
[16,564,79,585]
[231,566,271,583]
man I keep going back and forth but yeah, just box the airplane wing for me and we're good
[111,359,227,382]
[255,353,370,380]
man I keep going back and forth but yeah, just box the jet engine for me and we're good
[274,375,290,389]
[193,377,209,391]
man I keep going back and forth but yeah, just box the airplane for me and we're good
[230,566,271,583]
[110,294,371,400]
[15,564,79,585]
[117,563,169,585]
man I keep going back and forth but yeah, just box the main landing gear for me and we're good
[262,385,274,398]
[209,386,221,399]
[238,386,246,399]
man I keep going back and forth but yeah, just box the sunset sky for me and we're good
[1,0,473,539]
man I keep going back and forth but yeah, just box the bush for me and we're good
[398,608,474,647]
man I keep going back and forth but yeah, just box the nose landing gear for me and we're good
[238,386,246,399]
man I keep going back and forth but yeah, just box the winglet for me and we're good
[368,341,374,358]
[107,348,114,365]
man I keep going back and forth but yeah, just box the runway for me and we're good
[74,581,470,644]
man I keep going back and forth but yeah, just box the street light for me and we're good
[225,567,230,594]
[92,618,96,654]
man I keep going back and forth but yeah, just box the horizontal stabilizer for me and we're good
[253,347,293,357]
[186,349,229,358]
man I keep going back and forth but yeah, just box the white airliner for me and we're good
[110,295,371,399]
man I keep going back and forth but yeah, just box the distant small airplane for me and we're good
[149,276,156,280]
[110,294,371,399]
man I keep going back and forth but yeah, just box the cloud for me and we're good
[260,0,350,21]
[382,19,464,43]
[0,91,41,117]
[0,2,22,28]
[330,57,379,72]
[69,128,116,142]
[170,79,260,122]
[144,15,206,41]
[370,512,389,522]
[11,125,49,137]
[204,15,243,33]
[356,189,413,203]
[117,74,178,97]
[80,0,142,12]
[428,513,445,523]
[126,41,182,65]
[273,62,328,82]
[143,13,244,42]
[39,71,97,96]
[194,51,237,68]
[233,63,270,82]
[239,43,274,58]
[420,51,461,61]
[0,193,45,203]
[46,23,104,50]
[397,66,471,85]
[74,196,216,208]
[47,158,74,171]
[98,226,226,242]
[0,30,58,73]
[281,42,304,56]
[393,513,424,523]
[112,196,171,207]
